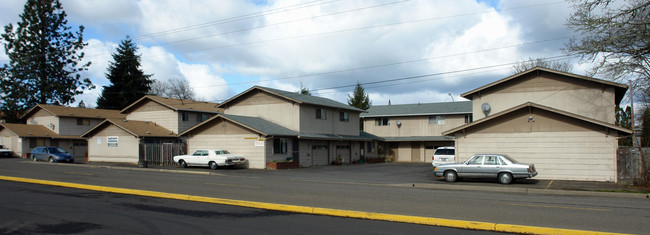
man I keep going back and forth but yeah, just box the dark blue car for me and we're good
[31,146,74,163]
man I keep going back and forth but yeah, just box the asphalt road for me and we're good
[0,180,502,235]
[1,158,649,234]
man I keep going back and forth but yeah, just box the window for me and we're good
[429,115,445,125]
[182,112,189,122]
[273,138,288,154]
[196,113,210,122]
[367,142,375,153]
[316,108,327,120]
[312,145,328,150]
[77,118,89,126]
[467,156,484,165]
[375,117,389,126]
[484,156,499,165]
[465,114,473,124]
[339,112,349,122]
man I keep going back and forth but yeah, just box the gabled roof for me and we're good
[0,123,82,139]
[442,102,632,136]
[81,118,177,138]
[218,86,364,112]
[361,101,472,118]
[21,104,124,120]
[460,67,628,105]
[180,113,382,141]
[180,113,299,137]
[121,95,220,114]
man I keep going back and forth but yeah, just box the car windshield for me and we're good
[214,150,231,155]
[500,155,518,164]
[47,147,67,154]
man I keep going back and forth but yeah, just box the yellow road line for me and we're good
[504,203,609,212]
[545,180,554,189]
[204,183,261,189]
[0,175,630,235]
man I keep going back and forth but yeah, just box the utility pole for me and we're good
[630,81,636,147]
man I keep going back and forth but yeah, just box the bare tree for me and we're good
[150,78,196,100]
[564,0,649,87]
[512,57,573,74]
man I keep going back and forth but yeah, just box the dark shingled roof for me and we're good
[219,86,364,112]
[82,119,176,138]
[21,104,124,120]
[0,123,82,139]
[181,113,382,141]
[361,101,471,118]
[121,95,220,114]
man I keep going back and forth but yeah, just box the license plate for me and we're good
[441,158,448,161]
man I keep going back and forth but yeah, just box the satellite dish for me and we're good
[481,103,491,116]
[396,120,402,128]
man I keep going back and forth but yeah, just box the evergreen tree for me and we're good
[615,105,632,146]
[347,82,371,110]
[0,0,92,123]
[97,36,152,110]
[347,82,371,130]
[299,82,311,95]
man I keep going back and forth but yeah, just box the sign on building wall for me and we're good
[107,136,118,147]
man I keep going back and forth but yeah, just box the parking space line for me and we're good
[545,180,554,189]
[0,175,629,235]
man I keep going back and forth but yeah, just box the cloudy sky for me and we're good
[0,0,592,107]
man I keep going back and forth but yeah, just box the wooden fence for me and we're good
[139,143,186,166]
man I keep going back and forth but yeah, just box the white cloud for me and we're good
[2,0,586,107]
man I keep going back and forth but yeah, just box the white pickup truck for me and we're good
[0,145,13,157]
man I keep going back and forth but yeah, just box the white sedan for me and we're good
[173,149,246,170]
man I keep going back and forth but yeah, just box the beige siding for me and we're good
[87,125,140,163]
[224,92,301,131]
[126,100,180,133]
[455,131,618,182]
[453,107,619,181]
[364,114,467,137]
[188,134,265,169]
[27,110,58,132]
[300,105,360,136]
[185,118,267,169]
[0,129,20,157]
[471,74,616,124]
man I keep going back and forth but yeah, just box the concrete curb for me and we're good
[0,175,631,235]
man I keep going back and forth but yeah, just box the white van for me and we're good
[431,146,455,167]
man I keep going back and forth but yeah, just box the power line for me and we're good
[84,0,563,59]
[82,0,344,51]
[189,36,571,89]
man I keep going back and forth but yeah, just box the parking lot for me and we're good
[69,158,647,195]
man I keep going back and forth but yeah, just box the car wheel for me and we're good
[179,160,187,168]
[48,157,54,163]
[498,172,513,184]
[444,171,457,182]
[209,161,218,170]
